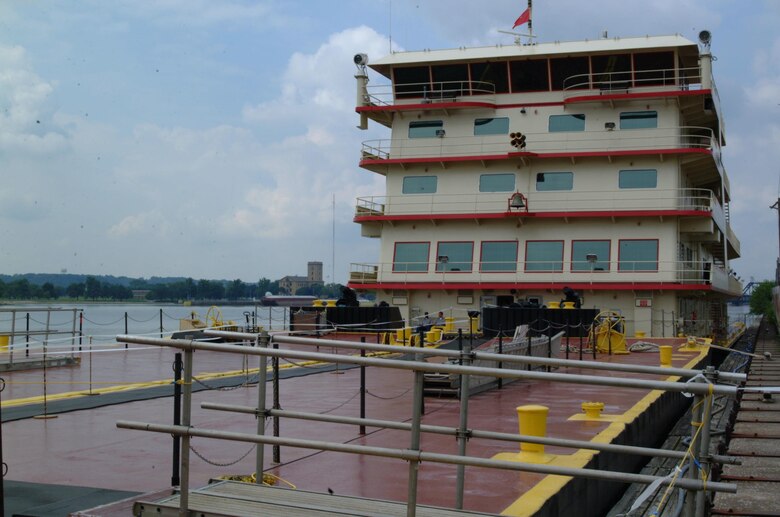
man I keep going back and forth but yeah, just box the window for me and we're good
[525,241,564,272]
[591,54,632,87]
[409,120,443,138]
[470,62,509,94]
[402,176,437,194]
[393,242,429,272]
[393,66,430,99]
[571,240,610,271]
[633,52,675,86]
[549,114,585,132]
[479,173,515,192]
[550,57,589,90]
[619,169,657,189]
[481,241,518,272]
[618,240,658,271]
[510,59,550,92]
[431,64,469,97]
[536,172,573,191]
[474,117,509,136]
[620,111,657,129]
[436,242,473,272]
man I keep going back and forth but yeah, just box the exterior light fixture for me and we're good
[435,129,446,137]
[437,255,449,264]
[604,122,616,130]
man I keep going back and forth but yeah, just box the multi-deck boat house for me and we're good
[349,33,741,339]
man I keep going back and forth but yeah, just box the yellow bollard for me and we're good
[425,328,442,343]
[562,301,576,309]
[547,301,560,309]
[635,330,646,338]
[469,317,479,335]
[517,405,549,453]
[444,317,455,334]
[0,335,8,351]
[581,402,605,419]
[659,345,672,366]
[403,327,412,340]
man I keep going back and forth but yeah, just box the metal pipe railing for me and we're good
[200,403,741,466]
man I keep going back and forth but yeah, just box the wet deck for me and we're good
[1,332,717,516]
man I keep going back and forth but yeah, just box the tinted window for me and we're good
[409,120,443,138]
[526,241,564,272]
[550,57,589,90]
[571,240,610,271]
[431,64,469,96]
[619,169,657,189]
[510,59,549,92]
[393,66,430,99]
[474,117,510,136]
[479,173,515,192]
[591,54,631,86]
[620,111,657,129]
[634,52,675,86]
[619,240,658,271]
[470,62,509,94]
[436,242,473,272]
[393,242,429,272]
[536,172,573,191]
[402,176,437,194]
[481,241,518,272]
[549,114,585,132]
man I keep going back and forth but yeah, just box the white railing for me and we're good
[364,80,496,106]
[355,188,719,217]
[349,260,734,292]
[360,126,716,162]
[562,66,703,99]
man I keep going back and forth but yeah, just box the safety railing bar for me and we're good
[202,331,745,382]
[115,420,736,494]
[115,335,738,396]
[200,402,741,465]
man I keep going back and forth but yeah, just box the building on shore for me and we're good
[278,261,324,294]
[348,32,741,341]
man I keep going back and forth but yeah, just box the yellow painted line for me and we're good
[1,350,395,409]
[500,347,709,517]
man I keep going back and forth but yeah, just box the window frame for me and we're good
[619,111,658,130]
[618,169,658,189]
[570,240,611,272]
[408,120,444,138]
[392,242,430,273]
[524,240,564,272]
[617,239,659,272]
[479,241,518,272]
[474,117,510,136]
[548,114,586,132]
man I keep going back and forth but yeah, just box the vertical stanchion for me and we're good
[87,337,100,396]
[8,311,15,367]
[497,330,503,389]
[418,327,425,416]
[255,332,269,481]
[359,336,366,435]
[179,346,194,515]
[686,391,704,517]
[124,312,129,349]
[0,376,5,517]
[662,310,666,338]
[25,313,30,358]
[159,309,164,338]
[70,308,78,357]
[547,333,552,372]
[406,344,424,517]
[172,352,182,487]
[696,368,715,517]
[526,332,532,370]
[78,311,83,352]
[272,340,281,464]
[34,311,57,420]
[579,321,584,361]
[455,334,472,509]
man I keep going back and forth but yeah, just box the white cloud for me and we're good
[108,210,171,238]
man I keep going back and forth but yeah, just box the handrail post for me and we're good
[256,331,269,481]
[695,367,716,517]
[179,345,193,516]
[406,345,424,517]
[455,334,472,509]
[171,353,182,487]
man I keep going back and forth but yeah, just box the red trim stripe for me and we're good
[346,281,713,292]
[354,209,711,223]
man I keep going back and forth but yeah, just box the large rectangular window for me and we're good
[479,173,515,192]
[402,176,437,194]
[510,59,549,92]
[474,117,509,136]
[431,64,469,97]
[480,241,518,272]
[549,114,585,132]
[550,56,589,90]
[620,111,658,129]
[536,172,573,191]
[436,242,473,272]
[470,62,509,94]
[619,169,657,189]
[571,240,610,271]
[633,51,675,86]
[409,120,443,138]
[525,241,564,272]
[393,242,429,272]
[393,66,430,99]
[618,240,658,271]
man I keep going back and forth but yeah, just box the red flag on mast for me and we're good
[512,7,531,28]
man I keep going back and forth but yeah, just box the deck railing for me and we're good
[364,80,496,106]
[561,66,703,98]
[356,188,719,218]
[349,260,736,292]
[115,331,740,517]
[360,126,717,162]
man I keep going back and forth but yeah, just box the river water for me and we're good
[0,303,289,350]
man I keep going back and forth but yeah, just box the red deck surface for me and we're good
[1,333,700,515]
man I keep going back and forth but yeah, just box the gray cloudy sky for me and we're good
[0,1,778,284]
